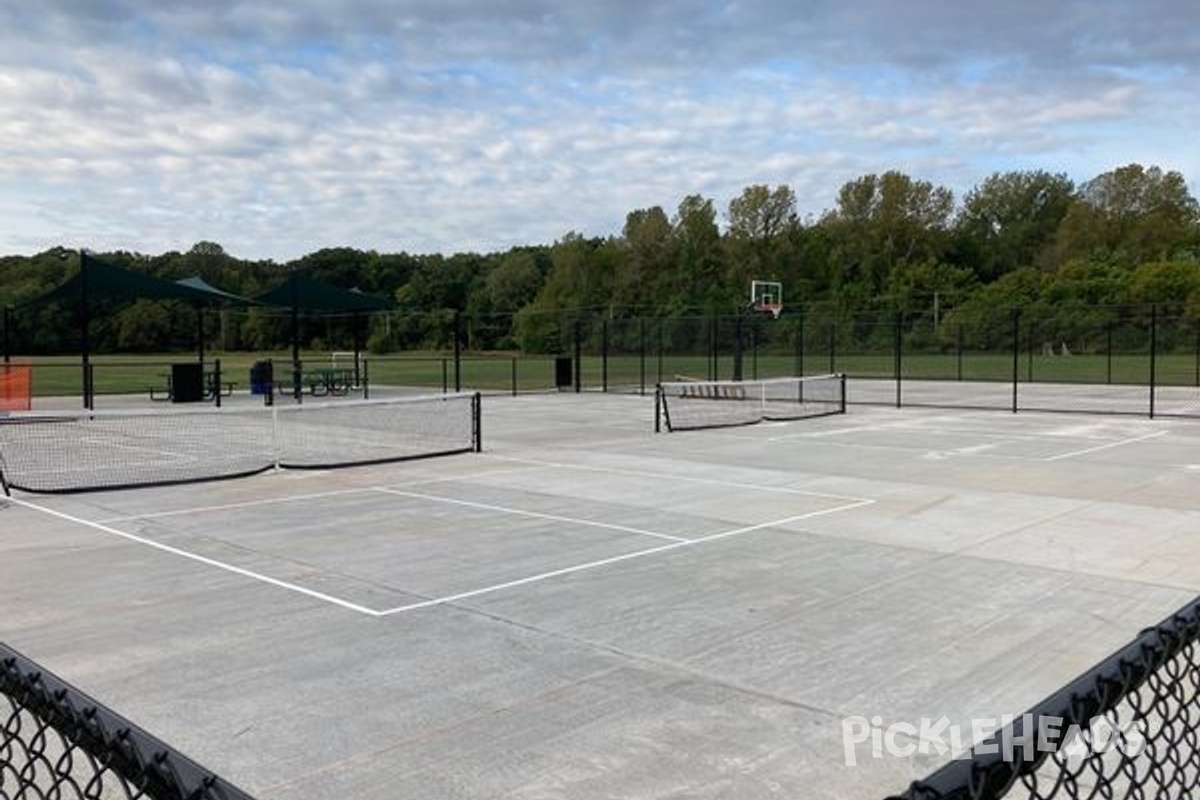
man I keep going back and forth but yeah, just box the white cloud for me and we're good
[0,1,1198,259]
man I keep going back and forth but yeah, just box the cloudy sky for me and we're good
[1,1,1197,261]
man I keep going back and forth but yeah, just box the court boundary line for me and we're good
[375,498,876,615]
[768,420,1172,463]
[13,484,875,619]
[1043,430,1169,462]
[10,497,386,617]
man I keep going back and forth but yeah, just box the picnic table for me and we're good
[271,367,356,398]
[150,369,236,402]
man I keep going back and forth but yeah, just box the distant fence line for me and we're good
[5,305,1200,417]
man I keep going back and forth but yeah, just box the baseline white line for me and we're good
[1043,430,1169,462]
[12,498,384,617]
[482,454,872,504]
[371,487,690,543]
[377,498,875,616]
[95,487,380,523]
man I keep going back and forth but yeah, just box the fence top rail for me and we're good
[888,594,1200,800]
[1,642,257,800]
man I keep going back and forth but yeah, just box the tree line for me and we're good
[2,162,1198,356]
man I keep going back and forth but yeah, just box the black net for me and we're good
[657,374,845,432]
[888,595,1200,800]
[0,643,255,800]
[0,393,481,493]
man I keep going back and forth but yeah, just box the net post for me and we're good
[472,391,482,452]
[441,358,448,393]
[839,373,847,414]
[654,384,672,432]
[511,356,517,396]
[362,358,370,400]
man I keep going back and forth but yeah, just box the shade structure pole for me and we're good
[197,305,205,365]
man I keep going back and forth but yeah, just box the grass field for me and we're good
[5,348,1199,398]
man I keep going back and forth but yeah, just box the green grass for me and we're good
[7,348,1199,398]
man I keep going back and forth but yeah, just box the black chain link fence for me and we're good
[886,596,1200,800]
[1,643,255,800]
[7,303,1200,416]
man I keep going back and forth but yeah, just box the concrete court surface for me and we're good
[2,390,1199,799]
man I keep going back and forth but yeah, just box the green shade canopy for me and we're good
[20,254,226,308]
[175,276,256,305]
[253,273,394,313]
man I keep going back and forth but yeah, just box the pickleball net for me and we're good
[656,374,846,432]
[887,594,1200,800]
[0,392,482,494]
[1,642,256,800]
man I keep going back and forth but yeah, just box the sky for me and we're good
[1,0,1198,261]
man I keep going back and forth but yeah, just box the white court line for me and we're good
[376,498,875,615]
[95,465,550,523]
[483,454,871,504]
[1043,430,1169,462]
[95,486,380,523]
[16,485,874,619]
[11,497,385,617]
[768,420,913,440]
[371,486,691,543]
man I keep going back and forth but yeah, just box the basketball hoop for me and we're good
[750,280,783,320]
[755,303,782,320]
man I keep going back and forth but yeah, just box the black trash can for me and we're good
[555,355,573,391]
[171,363,204,403]
[250,360,273,395]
